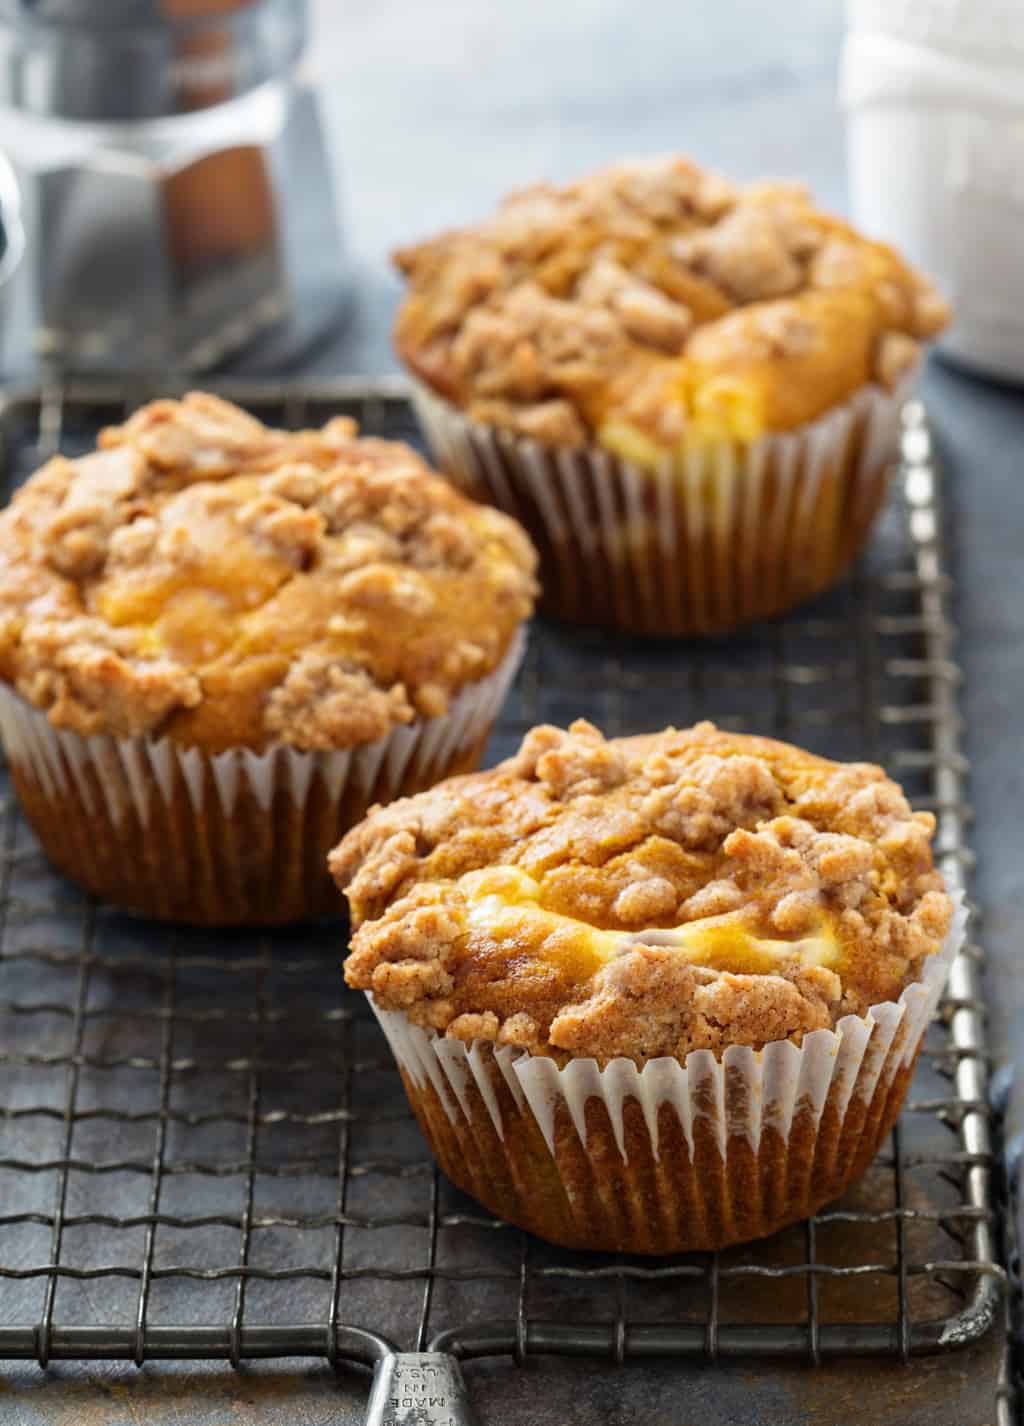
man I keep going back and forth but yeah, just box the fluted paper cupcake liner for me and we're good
[0,631,524,926]
[371,889,965,1254]
[411,370,917,636]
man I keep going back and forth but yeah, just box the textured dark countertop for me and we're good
[1,1,1019,1421]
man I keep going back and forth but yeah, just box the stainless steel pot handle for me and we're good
[0,148,24,373]
[0,147,24,291]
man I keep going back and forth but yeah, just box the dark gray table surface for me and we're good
[1,1,1019,1421]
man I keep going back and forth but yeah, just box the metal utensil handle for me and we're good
[364,1352,480,1426]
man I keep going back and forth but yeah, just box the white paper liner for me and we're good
[371,889,965,1164]
[0,629,525,924]
[410,371,918,635]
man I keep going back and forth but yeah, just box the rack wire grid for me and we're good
[996,1160,1020,1426]
[0,379,1003,1384]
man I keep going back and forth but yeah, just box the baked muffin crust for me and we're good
[394,155,949,456]
[0,394,537,751]
[335,720,952,1064]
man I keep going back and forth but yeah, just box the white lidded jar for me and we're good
[841,0,1024,382]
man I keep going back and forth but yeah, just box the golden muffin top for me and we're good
[0,393,537,752]
[335,720,951,1065]
[394,155,949,458]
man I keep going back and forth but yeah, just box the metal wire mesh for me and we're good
[996,1181,1020,1425]
[0,380,1002,1370]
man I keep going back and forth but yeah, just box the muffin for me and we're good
[0,392,536,925]
[394,155,950,635]
[333,719,961,1254]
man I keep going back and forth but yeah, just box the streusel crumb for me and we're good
[0,394,537,750]
[334,721,952,1064]
[394,156,949,451]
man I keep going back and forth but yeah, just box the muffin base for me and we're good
[0,632,523,927]
[393,1040,920,1254]
[371,892,963,1255]
[411,373,916,637]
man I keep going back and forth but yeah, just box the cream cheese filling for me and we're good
[458,865,840,977]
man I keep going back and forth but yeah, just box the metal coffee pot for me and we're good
[0,0,349,374]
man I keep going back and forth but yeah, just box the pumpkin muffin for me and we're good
[394,155,950,634]
[333,719,960,1254]
[0,393,536,925]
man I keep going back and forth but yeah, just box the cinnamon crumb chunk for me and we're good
[674,204,805,303]
[15,617,200,737]
[471,398,588,448]
[874,331,920,392]
[447,1011,500,1042]
[41,447,148,577]
[579,258,692,351]
[612,875,678,924]
[911,279,952,338]
[690,969,834,1048]
[265,654,414,749]
[534,719,628,798]
[451,283,630,406]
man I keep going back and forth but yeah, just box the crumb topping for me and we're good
[0,394,537,750]
[335,720,951,1064]
[394,157,950,453]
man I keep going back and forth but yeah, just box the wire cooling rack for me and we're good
[0,381,1004,1420]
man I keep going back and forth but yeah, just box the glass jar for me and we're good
[842,0,1024,383]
